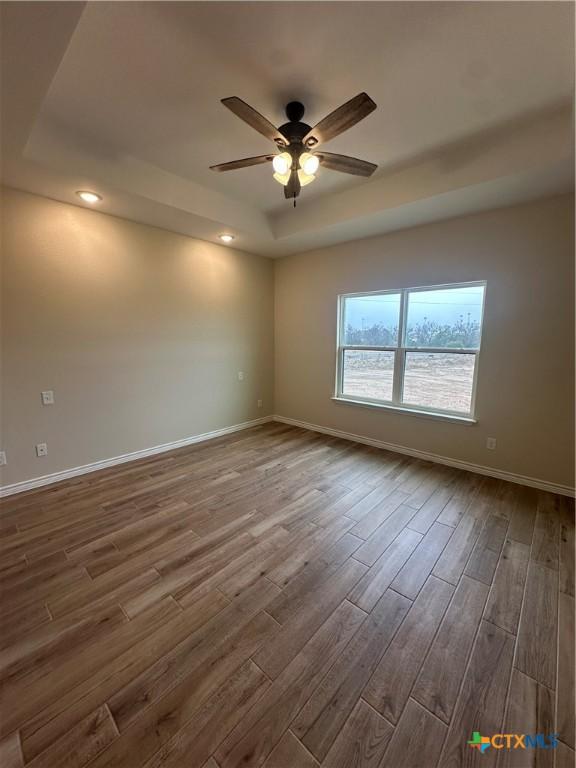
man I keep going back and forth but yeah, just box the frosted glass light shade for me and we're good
[273,171,291,186]
[299,152,319,175]
[272,152,291,175]
[297,169,315,186]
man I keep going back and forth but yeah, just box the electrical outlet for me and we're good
[41,390,55,405]
[237,371,244,381]
[0,451,6,466]
[257,399,263,408]
[486,437,497,450]
[36,443,48,457]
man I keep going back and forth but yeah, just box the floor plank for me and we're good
[353,504,419,566]
[350,489,408,540]
[484,538,530,634]
[432,513,484,585]
[139,660,270,768]
[108,581,279,732]
[559,499,575,597]
[0,731,24,768]
[0,424,570,768]
[86,612,276,768]
[557,592,575,749]
[253,558,367,679]
[412,575,488,723]
[390,521,453,599]
[506,484,538,546]
[555,742,576,768]
[24,705,118,768]
[498,669,555,768]
[21,592,229,761]
[348,527,422,612]
[1,596,183,741]
[262,731,319,768]
[380,698,446,768]
[322,699,393,768]
[292,589,409,760]
[516,562,558,689]
[464,513,509,585]
[531,493,561,570]
[439,620,515,768]
[215,600,365,768]
[362,576,454,723]
[407,486,453,533]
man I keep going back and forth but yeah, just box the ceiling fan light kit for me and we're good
[272,152,291,175]
[300,152,320,175]
[210,93,378,205]
[272,150,318,188]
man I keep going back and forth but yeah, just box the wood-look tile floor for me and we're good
[0,423,574,768]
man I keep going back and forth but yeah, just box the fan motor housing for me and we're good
[278,121,311,144]
[279,101,310,145]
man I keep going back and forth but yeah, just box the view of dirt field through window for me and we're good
[342,350,476,412]
[340,285,484,414]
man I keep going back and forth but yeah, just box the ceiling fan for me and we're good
[210,93,378,204]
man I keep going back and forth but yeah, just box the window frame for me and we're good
[335,281,486,420]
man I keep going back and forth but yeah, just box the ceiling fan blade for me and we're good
[210,155,274,172]
[221,97,286,146]
[303,93,377,148]
[317,152,377,177]
[284,169,301,199]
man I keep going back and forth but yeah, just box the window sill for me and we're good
[331,396,477,425]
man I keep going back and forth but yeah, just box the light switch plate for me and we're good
[41,390,55,405]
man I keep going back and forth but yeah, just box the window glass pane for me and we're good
[405,285,484,349]
[342,350,395,402]
[402,352,476,413]
[343,294,401,346]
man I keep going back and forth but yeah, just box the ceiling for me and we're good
[1,1,574,257]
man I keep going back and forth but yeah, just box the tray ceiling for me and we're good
[1,1,573,256]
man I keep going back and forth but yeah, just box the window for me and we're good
[336,282,486,419]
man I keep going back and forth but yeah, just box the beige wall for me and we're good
[0,188,274,487]
[2,189,574,492]
[274,195,575,491]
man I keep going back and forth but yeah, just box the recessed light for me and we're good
[76,191,102,204]
[219,234,234,243]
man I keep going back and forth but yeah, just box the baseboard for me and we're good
[3,412,573,499]
[0,415,274,498]
[273,415,576,498]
